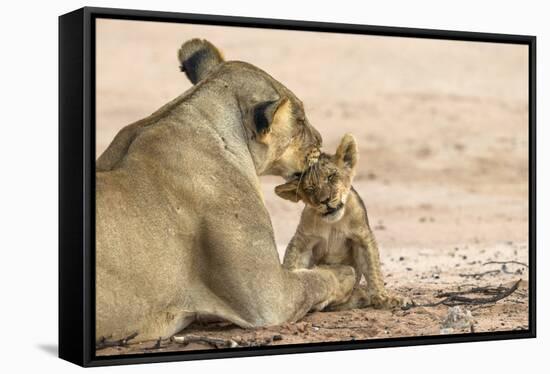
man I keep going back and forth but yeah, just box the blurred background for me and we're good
[96,19,529,260]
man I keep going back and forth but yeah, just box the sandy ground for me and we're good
[95,19,529,355]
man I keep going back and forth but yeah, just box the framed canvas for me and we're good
[59,6,536,367]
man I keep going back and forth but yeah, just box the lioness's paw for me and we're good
[318,265,356,305]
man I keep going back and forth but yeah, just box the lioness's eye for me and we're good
[305,186,315,193]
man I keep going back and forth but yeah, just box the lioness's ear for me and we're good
[335,134,358,169]
[274,180,301,202]
[178,39,224,84]
[252,97,289,140]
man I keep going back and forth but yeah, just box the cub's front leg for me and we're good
[283,230,319,270]
[355,231,405,309]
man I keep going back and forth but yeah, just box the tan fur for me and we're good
[95,40,357,344]
[275,134,404,310]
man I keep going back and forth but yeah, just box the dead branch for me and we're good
[403,279,521,309]
[436,283,512,298]
[459,260,528,279]
[483,260,528,268]
[96,332,139,350]
[171,335,238,349]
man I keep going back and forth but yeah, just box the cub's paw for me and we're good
[367,291,409,310]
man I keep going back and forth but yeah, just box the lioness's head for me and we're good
[275,134,358,223]
[178,39,322,178]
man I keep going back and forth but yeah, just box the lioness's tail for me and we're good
[178,39,224,84]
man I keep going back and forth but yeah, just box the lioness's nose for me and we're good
[305,119,322,147]
[311,126,322,147]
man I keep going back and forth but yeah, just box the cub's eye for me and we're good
[304,186,315,193]
[328,173,337,182]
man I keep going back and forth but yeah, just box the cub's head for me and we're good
[178,38,322,178]
[275,134,358,223]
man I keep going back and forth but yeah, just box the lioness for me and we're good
[275,134,403,309]
[95,39,356,344]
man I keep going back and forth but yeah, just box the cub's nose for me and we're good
[320,197,331,205]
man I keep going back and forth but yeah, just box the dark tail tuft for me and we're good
[177,39,224,84]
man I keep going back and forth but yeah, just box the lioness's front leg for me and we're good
[323,247,367,311]
[283,233,355,312]
[356,231,404,309]
[288,264,357,313]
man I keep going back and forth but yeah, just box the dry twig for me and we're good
[171,335,238,349]
[460,260,528,279]
[96,332,139,350]
[403,279,521,309]
[483,260,528,268]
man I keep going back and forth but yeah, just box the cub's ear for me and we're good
[335,133,358,169]
[252,97,289,141]
[178,39,224,84]
[274,180,301,202]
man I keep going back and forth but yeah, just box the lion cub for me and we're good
[275,134,402,310]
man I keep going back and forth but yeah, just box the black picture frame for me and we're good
[59,6,537,367]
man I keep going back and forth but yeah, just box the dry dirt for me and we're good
[94,19,530,356]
